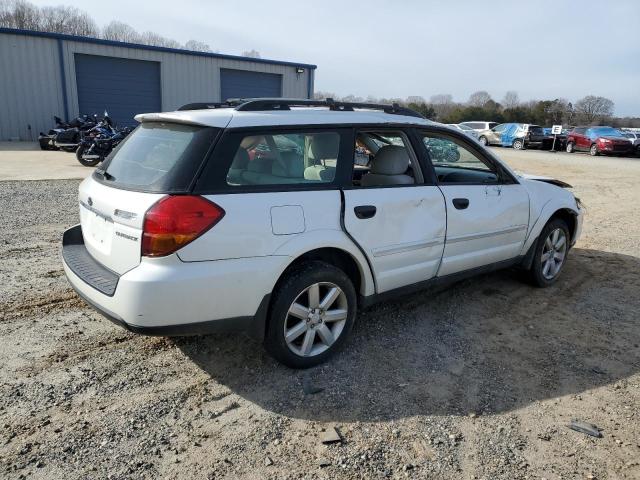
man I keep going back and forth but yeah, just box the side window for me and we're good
[351,130,420,187]
[226,131,339,186]
[421,133,501,184]
[492,124,507,133]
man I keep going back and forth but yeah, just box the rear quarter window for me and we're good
[194,128,352,192]
[96,122,219,193]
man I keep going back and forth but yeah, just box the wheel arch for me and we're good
[275,247,369,298]
[521,196,580,256]
[548,208,578,244]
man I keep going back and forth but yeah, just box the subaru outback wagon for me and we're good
[62,98,583,368]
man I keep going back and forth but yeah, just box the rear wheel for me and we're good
[589,144,599,156]
[75,144,101,167]
[566,142,574,153]
[512,139,524,150]
[265,261,357,368]
[479,136,488,146]
[526,219,570,287]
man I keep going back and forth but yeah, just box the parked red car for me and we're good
[565,126,633,156]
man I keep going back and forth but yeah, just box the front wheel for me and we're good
[75,144,101,167]
[479,136,488,146]
[526,219,570,287]
[589,144,599,156]
[566,142,574,153]
[265,261,357,368]
[512,139,524,150]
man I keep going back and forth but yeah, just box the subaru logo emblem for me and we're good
[88,197,93,206]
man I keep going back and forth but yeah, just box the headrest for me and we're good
[272,151,304,178]
[231,148,249,169]
[309,134,339,161]
[370,145,410,175]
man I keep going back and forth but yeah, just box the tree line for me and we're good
[0,0,261,57]
[314,90,640,128]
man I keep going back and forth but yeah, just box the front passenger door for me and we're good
[419,130,530,277]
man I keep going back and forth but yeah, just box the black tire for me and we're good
[479,136,488,146]
[525,218,570,288]
[264,261,357,369]
[589,144,599,156]
[76,144,101,167]
[566,142,574,153]
[512,139,524,150]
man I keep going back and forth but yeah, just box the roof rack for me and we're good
[177,101,240,111]
[176,98,425,118]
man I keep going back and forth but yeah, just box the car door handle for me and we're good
[354,205,377,219]
[452,198,469,210]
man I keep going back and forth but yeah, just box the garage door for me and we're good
[220,69,282,101]
[74,54,161,127]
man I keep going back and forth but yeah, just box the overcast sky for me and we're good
[32,0,640,116]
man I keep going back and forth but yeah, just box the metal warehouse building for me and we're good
[0,28,316,141]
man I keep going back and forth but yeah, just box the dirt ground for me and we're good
[0,148,639,480]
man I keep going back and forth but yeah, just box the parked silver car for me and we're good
[447,123,480,140]
[460,121,499,132]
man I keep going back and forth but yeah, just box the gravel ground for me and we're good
[1,150,639,480]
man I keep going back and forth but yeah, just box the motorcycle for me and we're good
[38,114,97,152]
[75,116,132,167]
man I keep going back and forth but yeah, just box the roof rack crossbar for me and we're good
[233,98,425,118]
[177,98,425,119]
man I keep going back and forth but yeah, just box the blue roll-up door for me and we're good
[74,54,161,127]
[220,69,282,101]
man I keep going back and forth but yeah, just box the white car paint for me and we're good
[343,185,446,292]
[64,104,583,337]
[437,183,530,276]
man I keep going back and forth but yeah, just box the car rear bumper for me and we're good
[62,225,285,339]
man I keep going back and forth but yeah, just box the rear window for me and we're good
[95,122,219,192]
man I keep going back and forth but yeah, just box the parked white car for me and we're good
[62,99,583,368]
[447,123,480,140]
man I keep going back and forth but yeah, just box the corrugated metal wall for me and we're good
[0,31,315,140]
[0,33,65,141]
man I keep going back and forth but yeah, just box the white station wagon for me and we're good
[62,98,583,368]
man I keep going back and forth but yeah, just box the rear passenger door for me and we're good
[342,129,446,293]
[574,128,589,151]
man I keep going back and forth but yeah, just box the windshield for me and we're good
[589,127,622,137]
[97,122,219,192]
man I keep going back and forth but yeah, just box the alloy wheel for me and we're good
[284,282,348,357]
[541,228,567,280]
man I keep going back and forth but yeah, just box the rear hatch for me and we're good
[78,121,220,275]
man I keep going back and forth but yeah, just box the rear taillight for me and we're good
[142,195,225,257]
